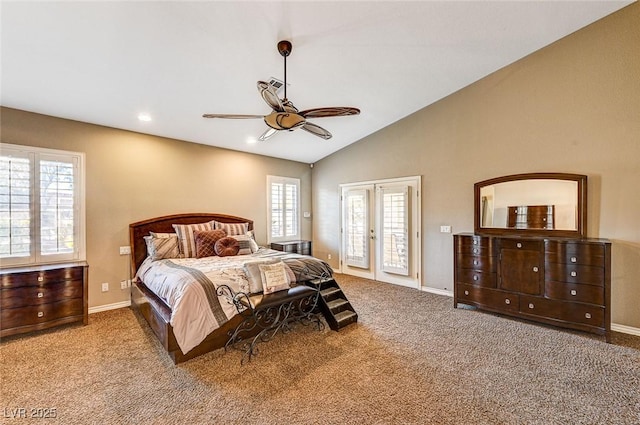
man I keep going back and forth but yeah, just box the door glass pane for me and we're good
[345,189,369,268]
[380,186,409,275]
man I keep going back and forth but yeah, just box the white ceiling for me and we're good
[1,1,632,164]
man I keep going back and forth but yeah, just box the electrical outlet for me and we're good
[440,225,452,233]
[101,282,109,292]
[327,254,332,260]
[120,280,131,289]
[119,246,131,255]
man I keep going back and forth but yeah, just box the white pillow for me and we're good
[259,261,291,294]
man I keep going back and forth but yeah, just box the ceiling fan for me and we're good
[203,40,360,141]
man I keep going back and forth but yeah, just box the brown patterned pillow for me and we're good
[214,236,240,257]
[194,229,227,258]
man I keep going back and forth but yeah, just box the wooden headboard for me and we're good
[129,213,254,276]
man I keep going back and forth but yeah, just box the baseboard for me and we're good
[421,286,453,297]
[611,323,640,337]
[89,300,131,314]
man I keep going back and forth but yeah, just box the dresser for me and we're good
[454,234,611,341]
[1,262,88,337]
[270,240,312,256]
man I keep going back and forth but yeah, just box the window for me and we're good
[267,175,300,243]
[1,144,85,267]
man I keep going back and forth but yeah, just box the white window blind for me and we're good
[1,144,84,266]
[267,175,300,242]
[344,188,369,268]
[379,185,409,275]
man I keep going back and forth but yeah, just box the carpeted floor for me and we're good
[1,274,639,425]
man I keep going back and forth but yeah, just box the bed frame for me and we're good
[129,213,254,364]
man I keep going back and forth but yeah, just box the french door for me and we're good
[340,176,421,288]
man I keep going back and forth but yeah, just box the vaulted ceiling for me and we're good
[1,1,632,163]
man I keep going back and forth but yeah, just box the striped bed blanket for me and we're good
[135,248,332,354]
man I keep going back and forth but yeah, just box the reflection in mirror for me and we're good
[479,180,578,230]
[474,173,587,238]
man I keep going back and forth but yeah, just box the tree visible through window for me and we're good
[0,144,84,266]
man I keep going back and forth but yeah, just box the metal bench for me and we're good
[216,283,323,364]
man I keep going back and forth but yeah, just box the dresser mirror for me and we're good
[474,173,587,237]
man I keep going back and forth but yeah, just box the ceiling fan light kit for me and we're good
[203,40,360,141]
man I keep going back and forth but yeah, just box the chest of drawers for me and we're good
[1,262,88,337]
[454,234,610,341]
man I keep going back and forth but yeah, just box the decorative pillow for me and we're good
[231,234,254,255]
[244,260,279,293]
[259,261,291,294]
[214,236,240,257]
[245,231,260,253]
[143,233,180,260]
[194,229,227,258]
[214,221,249,236]
[172,221,215,258]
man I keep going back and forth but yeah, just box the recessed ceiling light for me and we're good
[246,137,257,145]
[138,113,152,122]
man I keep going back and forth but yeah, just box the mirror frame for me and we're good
[474,172,587,238]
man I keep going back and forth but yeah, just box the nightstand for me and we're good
[270,240,312,256]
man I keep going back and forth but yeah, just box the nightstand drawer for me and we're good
[271,240,312,256]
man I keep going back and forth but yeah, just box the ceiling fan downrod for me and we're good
[277,40,292,100]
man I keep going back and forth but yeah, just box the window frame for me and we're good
[1,143,86,267]
[266,175,301,244]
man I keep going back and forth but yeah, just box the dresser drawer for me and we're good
[1,280,84,309]
[545,281,604,305]
[1,298,84,330]
[499,238,543,251]
[455,235,495,256]
[456,269,496,287]
[545,241,605,267]
[520,295,604,327]
[457,284,518,312]
[1,266,84,288]
[545,263,604,286]
[456,255,496,272]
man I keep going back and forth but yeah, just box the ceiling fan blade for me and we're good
[257,81,284,112]
[202,114,264,119]
[258,127,278,141]
[301,122,332,140]
[298,107,360,118]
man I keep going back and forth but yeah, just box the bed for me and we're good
[129,213,332,364]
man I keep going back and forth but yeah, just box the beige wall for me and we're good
[1,108,312,308]
[312,3,640,328]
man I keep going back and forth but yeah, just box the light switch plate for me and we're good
[440,225,452,233]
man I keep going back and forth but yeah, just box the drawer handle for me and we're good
[570,289,577,296]
[585,313,592,319]
[516,242,522,248]
[532,266,539,272]
[505,299,511,305]
[571,271,577,277]
[528,303,535,309]
[473,260,479,266]
[37,292,44,298]
[464,290,469,296]
[570,256,577,263]
[473,275,479,281]
[38,276,44,282]
[473,248,479,254]
[37,311,44,318]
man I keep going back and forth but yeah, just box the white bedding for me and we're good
[135,248,332,354]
